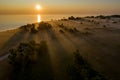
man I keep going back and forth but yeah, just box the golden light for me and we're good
[37,14,41,22]
[36,4,41,10]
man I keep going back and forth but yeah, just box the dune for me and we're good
[0,16,120,80]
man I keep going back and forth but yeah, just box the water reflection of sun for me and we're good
[37,14,41,22]
[35,4,42,23]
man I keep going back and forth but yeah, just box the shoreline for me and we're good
[0,16,120,80]
[0,14,120,32]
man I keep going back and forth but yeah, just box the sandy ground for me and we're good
[0,29,18,56]
[0,18,120,80]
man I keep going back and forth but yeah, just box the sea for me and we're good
[0,14,90,32]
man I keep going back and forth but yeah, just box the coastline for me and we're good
[0,16,120,80]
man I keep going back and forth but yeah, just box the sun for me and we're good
[36,4,41,10]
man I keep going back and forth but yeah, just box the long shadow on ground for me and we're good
[0,30,28,57]
[46,28,73,80]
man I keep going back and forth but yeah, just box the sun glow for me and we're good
[36,4,41,10]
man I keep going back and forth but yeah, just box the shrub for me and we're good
[30,26,37,33]
[67,50,107,80]
[8,49,17,66]
[110,15,120,18]
[19,25,29,31]
[8,40,47,67]
[95,15,106,19]
[84,28,90,30]
[82,31,91,35]
[68,16,76,20]
[103,25,106,28]
[112,21,117,23]
[80,22,83,24]
[8,40,49,80]
[73,50,87,65]
[69,28,75,33]
[59,29,64,33]
[74,28,79,32]
[68,16,82,20]
[19,24,37,32]
[85,16,95,18]
[58,24,64,28]
[8,42,37,80]
[58,24,79,33]
[76,17,82,20]
[37,22,52,30]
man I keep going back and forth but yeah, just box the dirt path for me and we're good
[0,54,9,61]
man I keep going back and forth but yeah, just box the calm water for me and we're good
[0,14,87,31]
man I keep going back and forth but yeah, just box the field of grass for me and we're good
[0,17,120,80]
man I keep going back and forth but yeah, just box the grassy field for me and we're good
[0,17,120,80]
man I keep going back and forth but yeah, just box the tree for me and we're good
[68,16,75,20]
[37,22,52,30]
[30,24,37,33]
[67,50,107,80]
[8,49,17,66]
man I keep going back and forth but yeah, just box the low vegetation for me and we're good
[19,24,38,33]
[19,22,52,33]
[58,23,92,35]
[58,24,79,33]
[85,15,120,19]
[59,29,64,33]
[8,40,51,80]
[68,16,83,21]
[8,40,107,80]
[37,21,52,30]
[30,24,38,33]
[67,50,107,80]
[0,15,119,80]
[103,25,107,28]
[19,24,30,31]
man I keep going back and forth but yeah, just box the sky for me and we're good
[0,0,120,15]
